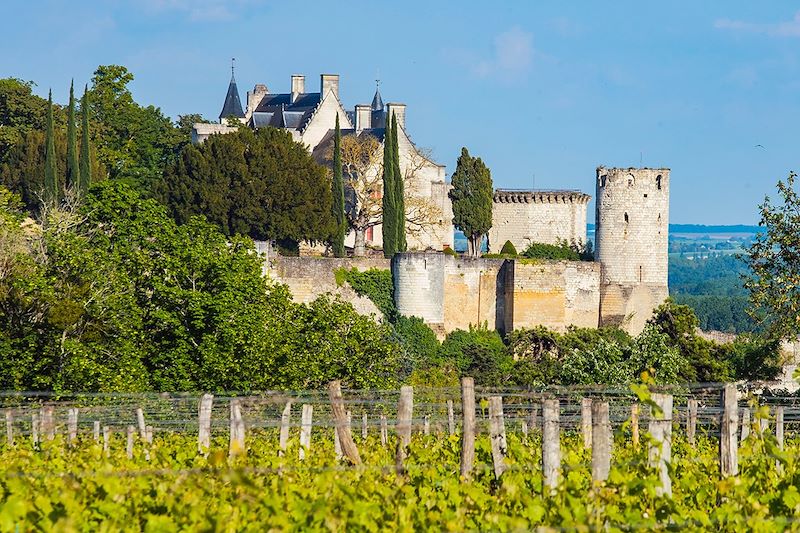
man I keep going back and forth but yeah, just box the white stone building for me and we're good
[192,71,454,253]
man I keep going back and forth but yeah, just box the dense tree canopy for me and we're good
[158,126,335,248]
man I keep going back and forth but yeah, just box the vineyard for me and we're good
[1,381,799,531]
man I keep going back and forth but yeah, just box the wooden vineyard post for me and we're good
[542,399,561,491]
[591,401,611,483]
[395,385,414,474]
[687,399,698,447]
[423,415,430,436]
[362,412,368,440]
[299,404,313,460]
[228,399,246,457]
[380,414,388,445]
[720,384,738,477]
[776,406,785,474]
[328,381,361,465]
[631,403,640,449]
[460,377,476,480]
[488,396,507,479]
[5,410,13,447]
[740,408,750,443]
[334,425,342,460]
[103,426,110,456]
[198,394,213,454]
[31,413,39,449]
[67,408,78,445]
[447,400,455,435]
[41,406,55,441]
[136,407,147,440]
[126,425,135,459]
[530,403,539,434]
[93,421,100,442]
[279,401,291,456]
[521,419,529,438]
[581,398,593,449]
[648,393,673,497]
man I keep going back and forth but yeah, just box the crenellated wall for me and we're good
[488,190,590,253]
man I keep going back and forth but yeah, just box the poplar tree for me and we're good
[391,113,406,251]
[381,113,397,257]
[449,147,493,257]
[66,81,79,190]
[79,85,92,194]
[43,90,59,206]
[331,114,346,257]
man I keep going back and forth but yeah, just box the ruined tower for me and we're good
[595,167,670,334]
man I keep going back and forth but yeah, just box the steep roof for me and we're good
[371,88,384,111]
[219,76,245,120]
[249,92,322,131]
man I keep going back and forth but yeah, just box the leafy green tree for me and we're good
[381,113,397,257]
[391,113,406,252]
[0,78,52,164]
[331,115,346,257]
[439,326,510,386]
[43,90,59,205]
[88,65,179,193]
[158,126,335,248]
[66,81,79,190]
[79,86,92,194]
[743,172,800,337]
[449,147,493,257]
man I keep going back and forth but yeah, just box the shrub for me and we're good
[499,240,518,256]
[522,241,581,261]
[443,247,458,257]
[394,315,440,371]
[439,326,511,386]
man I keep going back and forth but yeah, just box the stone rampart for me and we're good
[506,260,601,332]
[488,190,590,253]
[267,256,389,317]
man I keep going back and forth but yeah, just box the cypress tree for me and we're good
[79,85,92,194]
[331,114,346,257]
[449,147,494,257]
[66,81,79,191]
[391,113,406,251]
[43,89,59,206]
[381,113,397,257]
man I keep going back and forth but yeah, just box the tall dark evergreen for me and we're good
[79,86,92,194]
[66,81,79,190]
[381,113,397,257]
[449,147,493,257]
[331,114,346,257]
[391,113,406,251]
[43,90,59,205]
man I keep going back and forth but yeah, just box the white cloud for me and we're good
[469,26,534,80]
[138,0,262,22]
[714,11,800,37]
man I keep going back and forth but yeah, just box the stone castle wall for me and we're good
[595,167,670,334]
[266,255,389,318]
[488,190,590,253]
[393,253,601,337]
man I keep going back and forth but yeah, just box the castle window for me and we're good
[600,175,607,187]
[627,174,635,187]
[639,265,643,282]
[656,175,662,190]
[624,212,629,224]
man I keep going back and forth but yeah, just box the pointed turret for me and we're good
[219,58,245,123]
[371,79,385,127]
[371,85,384,111]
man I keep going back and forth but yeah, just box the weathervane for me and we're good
[231,57,236,81]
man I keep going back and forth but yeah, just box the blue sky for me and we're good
[3,1,800,224]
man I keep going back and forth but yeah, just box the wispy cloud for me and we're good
[138,0,263,22]
[714,11,800,37]
[450,26,535,81]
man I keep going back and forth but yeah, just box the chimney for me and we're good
[355,104,371,131]
[320,74,339,100]
[385,103,406,130]
[291,75,305,103]
[247,84,268,117]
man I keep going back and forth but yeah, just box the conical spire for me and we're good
[371,78,384,111]
[219,58,245,122]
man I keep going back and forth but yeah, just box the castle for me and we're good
[193,70,453,252]
[196,68,670,336]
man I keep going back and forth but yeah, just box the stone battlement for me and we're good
[493,189,591,204]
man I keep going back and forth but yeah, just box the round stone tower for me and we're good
[595,167,670,334]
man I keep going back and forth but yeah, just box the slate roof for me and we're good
[219,77,245,120]
[249,92,323,131]
[371,88,384,111]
